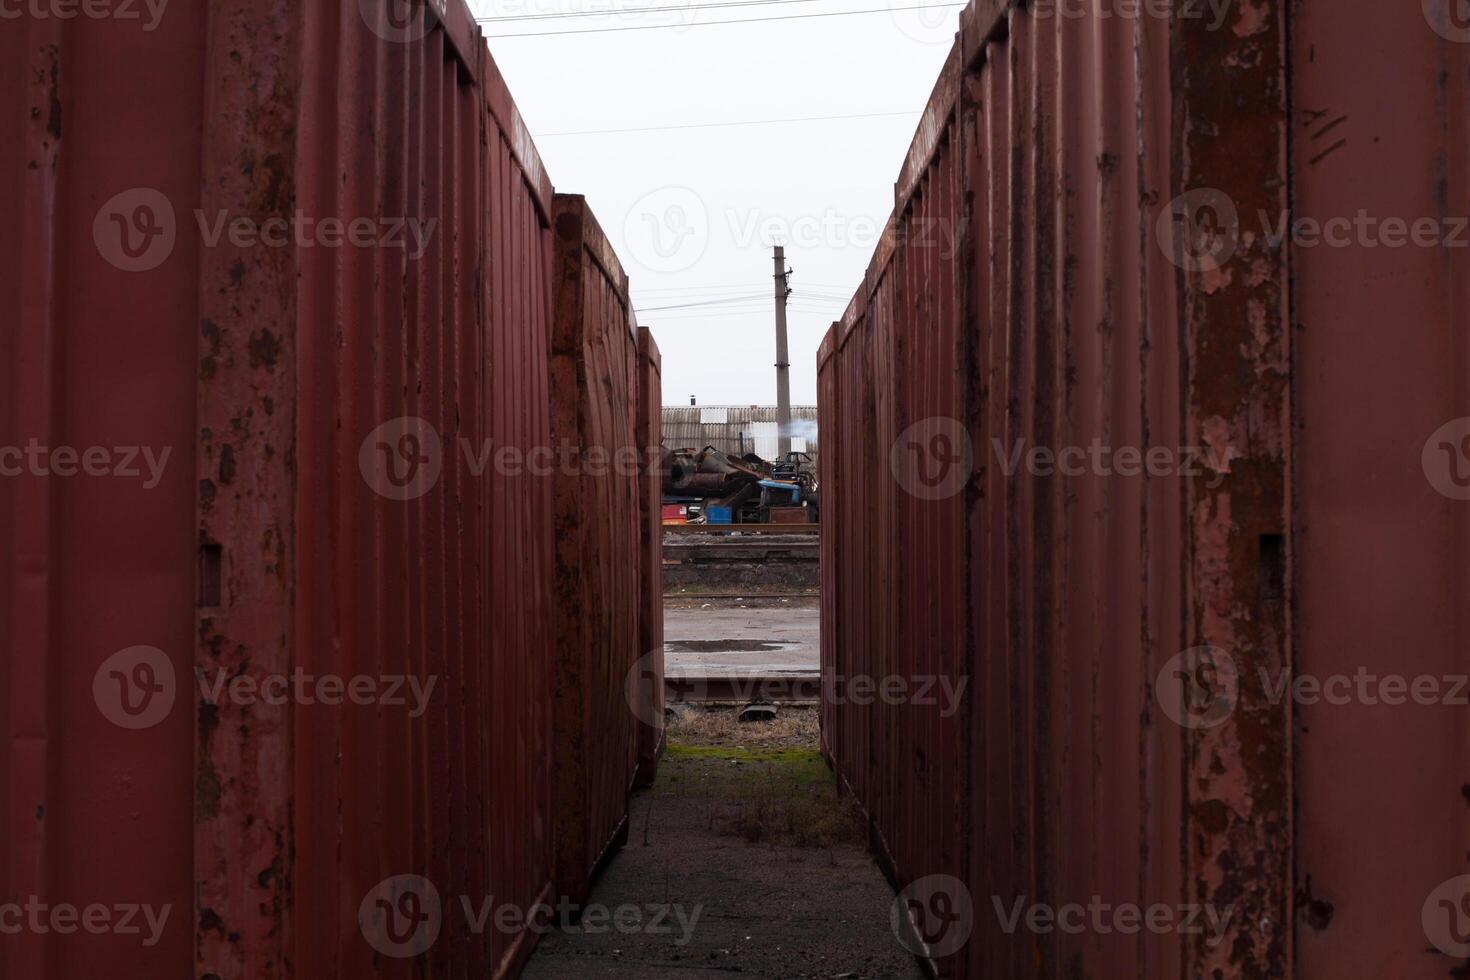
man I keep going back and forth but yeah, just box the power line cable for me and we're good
[633,289,853,305]
[633,288,768,298]
[479,0,838,22]
[637,293,772,312]
[641,306,845,321]
[632,283,860,302]
[631,291,855,317]
[634,280,786,293]
[634,282,751,291]
[537,108,919,137]
[632,281,854,294]
[486,3,965,38]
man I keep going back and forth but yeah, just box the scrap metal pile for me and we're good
[661,446,818,525]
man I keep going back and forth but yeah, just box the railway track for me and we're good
[664,539,819,561]
[663,535,820,591]
[664,591,818,600]
[665,673,821,704]
[664,523,819,536]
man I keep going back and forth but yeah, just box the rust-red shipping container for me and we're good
[549,194,648,908]
[0,2,653,978]
[635,326,666,788]
[820,0,1470,977]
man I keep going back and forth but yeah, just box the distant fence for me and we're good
[662,406,819,465]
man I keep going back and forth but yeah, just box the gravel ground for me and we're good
[665,703,821,750]
[522,708,925,980]
[662,594,821,610]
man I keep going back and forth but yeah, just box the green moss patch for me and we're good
[652,737,863,848]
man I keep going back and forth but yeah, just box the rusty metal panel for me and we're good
[550,194,645,908]
[193,2,299,976]
[1292,5,1470,978]
[479,30,559,980]
[890,39,971,979]
[0,7,206,980]
[821,38,972,977]
[1,2,573,978]
[635,328,666,788]
[816,327,839,765]
[197,6,563,977]
[824,203,905,896]
[820,0,1308,976]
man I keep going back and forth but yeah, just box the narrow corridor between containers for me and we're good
[4,0,1470,978]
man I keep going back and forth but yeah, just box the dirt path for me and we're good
[523,709,925,979]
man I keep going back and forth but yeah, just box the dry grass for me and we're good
[666,703,821,751]
[657,706,866,850]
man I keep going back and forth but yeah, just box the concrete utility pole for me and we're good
[773,245,792,458]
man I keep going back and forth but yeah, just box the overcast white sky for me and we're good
[469,0,962,406]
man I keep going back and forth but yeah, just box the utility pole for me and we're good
[773,245,792,458]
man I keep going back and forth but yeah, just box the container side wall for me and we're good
[2,2,565,978]
[0,9,207,980]
[550,195,643,907]
[194,0,302,975]
[481,39,558,980]
[201,7,564,974]
[884,41,974,979]
[1293,5,1470,978]
[197,3,555,977]
[817,326,839,766]
[635,328,666,788]
[821,0,1293,976]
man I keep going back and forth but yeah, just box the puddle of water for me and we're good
[666,639,788,653]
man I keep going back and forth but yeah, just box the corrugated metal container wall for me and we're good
[550,194,646,907]
[821,0,1469,977]
[1,5,205,979]
[1292,4,1470,978]
[817,335,838,763]
[478,32,560,980]
[821,216,906,883]
[635,327,666,788]
[0,2,583,977]
[820,3,1275,976]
